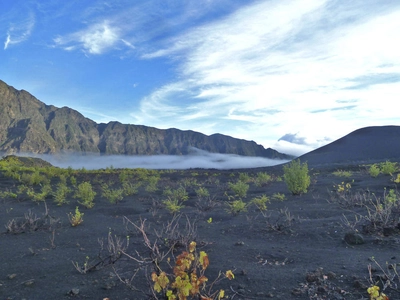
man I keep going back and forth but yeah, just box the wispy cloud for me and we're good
[131,0,400,155]
[3,11,35,50]
[53,21,121,54]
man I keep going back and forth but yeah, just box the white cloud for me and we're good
[132,0,400,154]
[54,21,120,54]
[3,12,35,50]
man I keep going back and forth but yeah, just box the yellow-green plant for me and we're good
[226,199,247,215]
[20,170,49,186]
[251,195,270,211]
[70,175,77,187]
[283,159,310,195]
[27,184,52,202]
[367,285,388,300]
[384,188,398,204]
[238,172,251,183]
[151,241,234,300]
[68,206,84,226]
[101,183,124,204]
[272,192,286,201]
[255,172,272,187]
[0,189,18,199]
[334,181,352,193]
[380,161,397,175]
[228,181,249,198]
[195,187,209,198]
[163,197,184,214]
[332,170,352,177]
[145,175,159,192]
[122,181,141,196]
[74,182,96,208]
[53,182,70,205]
[369,164,380,177]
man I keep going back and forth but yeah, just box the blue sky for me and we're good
[2,0,400,157]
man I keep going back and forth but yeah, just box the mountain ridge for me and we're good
[0,79,291,159]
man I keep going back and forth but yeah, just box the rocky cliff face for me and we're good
[0,80,291,159]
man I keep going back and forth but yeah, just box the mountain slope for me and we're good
[298,125,400,166]
[0,80,290,159]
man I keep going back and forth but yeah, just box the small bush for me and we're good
[145,175,159,192]
[68,207,84,226]
[238,172,252,183]
[195,187,210,198]
[255,172,272,187]
[226,199,247,215]
[151,241,234,300]
[53,182,70,205]
[369,164,380,177]
[251,195,270,211]
[272,192,286,201]
[163,197,184,214]
[332,170,352,177]
[283,159,310,195]
[122,181,140,196]
[74,182,96,208]
[101,184,124,204]
[380,161,397,175]
[228,181,249,198]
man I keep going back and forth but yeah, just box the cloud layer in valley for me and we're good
[2,0,400,157]
[14,150,288,170]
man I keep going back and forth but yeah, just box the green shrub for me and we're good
[21,170,48,186]
[70,176,77,187]
[272,192,286,201]
[380,161,397,175]
[68,206,84,226]
[163,197,184,214]
[238,172,251,183]
[228,181,249,198]
[54,182,70,205]
[145,175,159,192]
[255,172,272,187]
[195,187,210,198]
[28,184,52,202]
[226,200,247,215]
[251,195,270,211]
[332,170,352,177]
[122,181,140,196]
[369,164,380,177]
[101,184,124,204]
[74,182,96,208]
[283,159,310,195]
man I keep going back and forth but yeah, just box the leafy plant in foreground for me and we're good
[283,159,310,195]
[68,206,84,226]
[151,241,234,300]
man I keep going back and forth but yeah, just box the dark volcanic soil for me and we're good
[1,161,400,300]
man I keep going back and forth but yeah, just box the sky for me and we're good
[2,0,400,157]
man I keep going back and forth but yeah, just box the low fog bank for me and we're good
[11,149,289,170]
